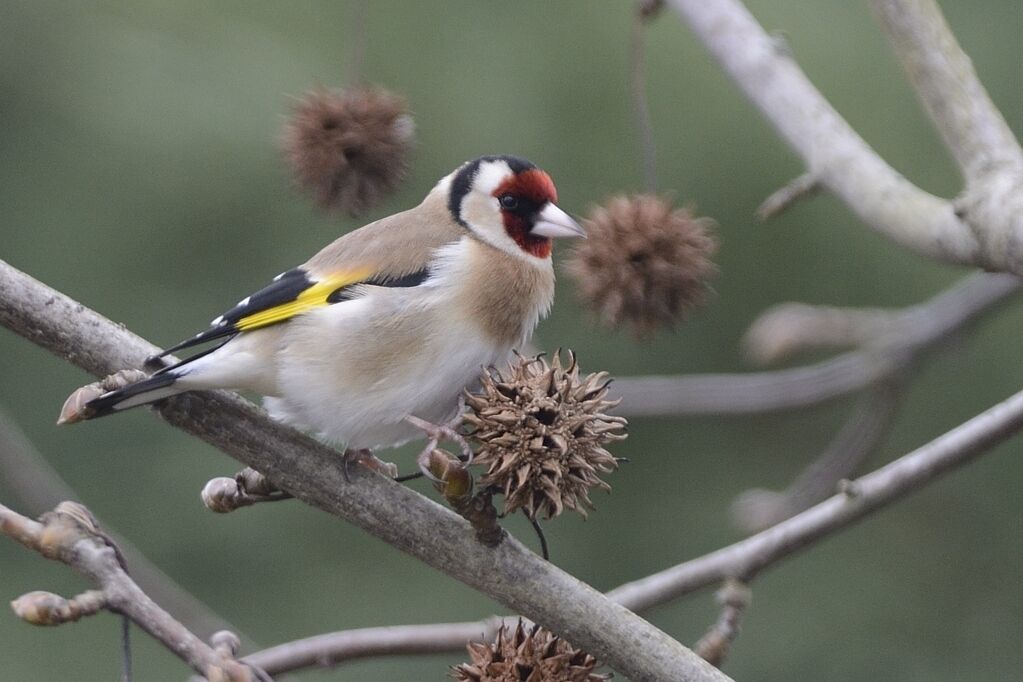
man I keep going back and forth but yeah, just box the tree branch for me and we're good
[869,0,1023,180]
[242,620,502,676]
[613,272,1017,416]
[606,380,1023,612]
[0,412,257,649]
[0,258,727,681]
[0,501,256,681]
[664,0,981,266]
[731,381,903,532]
[869,0,1023,273]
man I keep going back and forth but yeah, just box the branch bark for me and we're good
[0,258,727,682]
[0,501,255,681]
[665,0,981,266]
[0,412,257,649]
[606,380,1023,612]
[613,272,1017,416]
[869,0,1022,180]
[869,0,1023,273]
[242,620,502,676]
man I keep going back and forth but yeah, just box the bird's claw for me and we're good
[406,399,473,481]
[341,448,398,482]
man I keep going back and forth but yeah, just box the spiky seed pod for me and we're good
[566,194,717,338]
[280,86,415,215]
[451,620,611,682]
[464,352,627,520]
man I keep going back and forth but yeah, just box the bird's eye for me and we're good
[499,194,519,210]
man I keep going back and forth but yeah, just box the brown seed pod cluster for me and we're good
[464,352,627,520]
[280,86,415,215]
[451,620,610,682]
[566,194,717,338]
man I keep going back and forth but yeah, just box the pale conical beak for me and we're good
[532,203,587,239]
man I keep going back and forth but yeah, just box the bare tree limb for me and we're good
[664,0,981,266]
[606,380,1023,612]
[0,501,257,681]
[242,620,502,676]
[0,412,258,650]
[755,173,820,222]
[869,0,1023,274]
[731,381,904,532]
[240,368,1010,674]
[612,353,890,416]
[742,303,901,366]
[613,272,1018,416]
[869,0,1022,180]
[0,259,727,682]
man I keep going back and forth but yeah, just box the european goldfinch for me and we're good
[74,155,584,473]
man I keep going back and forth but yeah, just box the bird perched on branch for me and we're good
[62,156,584,475]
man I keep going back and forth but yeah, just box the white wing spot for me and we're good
[211,315,224,325]
[237,296,251,307]
[273,272,286,281]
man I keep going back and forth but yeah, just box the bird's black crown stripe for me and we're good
[447,155,536,227]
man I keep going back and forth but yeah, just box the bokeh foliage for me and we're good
[2,1,1023,679]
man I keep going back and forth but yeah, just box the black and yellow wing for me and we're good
[151,266,380,362]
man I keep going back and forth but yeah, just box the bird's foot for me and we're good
[405,399,473,479]
[341,448,398,482]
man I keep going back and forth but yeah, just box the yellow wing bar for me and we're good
[235,268,374,332]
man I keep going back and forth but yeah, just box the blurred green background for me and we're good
[3,1,1023,679]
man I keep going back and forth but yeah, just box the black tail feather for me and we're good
[85,372,179,419]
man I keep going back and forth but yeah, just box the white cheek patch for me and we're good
[458,159,523,254]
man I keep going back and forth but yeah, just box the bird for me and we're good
[67,155,585,476]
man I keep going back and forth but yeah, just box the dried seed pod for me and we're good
[464,352,627,520]
[566,194,717,338]
[281,86,415,215]
[452,620,610,682]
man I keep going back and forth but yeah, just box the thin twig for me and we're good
[0,501,258,681]
[607,381,1023,612]
[755,173,820,222]
[613,272,1018,416]
[347,0,367,86]
[0,412,258,649]
[630,3,658,192]
[243,620,503,676]
[731,381,904,533]
[741,302,897,366]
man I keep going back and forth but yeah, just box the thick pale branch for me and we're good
[0,259,726,682]
[870,0,1023,180]
[607,381,1023,612]
[666,0,981,266]
[869,0,1023,273]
